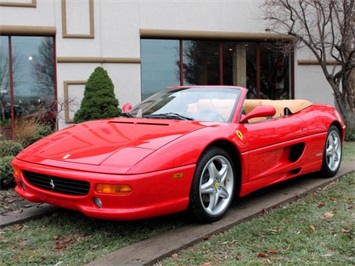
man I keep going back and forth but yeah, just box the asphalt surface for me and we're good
[1,162,354,266]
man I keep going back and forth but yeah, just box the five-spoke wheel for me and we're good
[189,147,235,222]
[320,125,342,178]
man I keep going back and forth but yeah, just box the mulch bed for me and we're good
[0,188,35,215]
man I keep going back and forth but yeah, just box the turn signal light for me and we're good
[13,168,21,178]
[95,184,132,195]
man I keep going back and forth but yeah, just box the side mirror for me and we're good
[240,105,276,123]
[122,103,132,113]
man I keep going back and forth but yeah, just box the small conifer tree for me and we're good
[73,67,121,123]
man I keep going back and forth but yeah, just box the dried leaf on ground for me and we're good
[319,212,335,220]
[257,252,268,258]
[341,228,351,233]
[268,248,278,254]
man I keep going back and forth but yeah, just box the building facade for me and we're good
[0,0,335,136]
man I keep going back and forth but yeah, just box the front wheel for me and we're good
[188,147,235,223]
[320,125,342,178]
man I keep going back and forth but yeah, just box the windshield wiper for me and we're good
[143,112,194,121]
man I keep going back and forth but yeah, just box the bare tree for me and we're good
[262,0,355,131]
[0,52,21,121]
[32,37,55,96]
[0,53,10,120]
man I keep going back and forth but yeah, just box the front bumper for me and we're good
[12,158,195,220]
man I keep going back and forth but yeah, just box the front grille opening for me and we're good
[23,171,90,196]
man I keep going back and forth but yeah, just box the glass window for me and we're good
[141,39,293,102]
[222,42,235,86]
[259,43,291,99]
[183,40,220,85]
[0,36,56,139]
[12,37,55,115]
[246,42,258,99]
[141,39,180,100]
[0,36,11,137]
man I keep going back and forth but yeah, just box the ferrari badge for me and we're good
[236,130,243,140]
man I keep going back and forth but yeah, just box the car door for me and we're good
[241,115,309,181]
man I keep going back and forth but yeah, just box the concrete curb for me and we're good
[0,203,58,227]
[86,162,355,266]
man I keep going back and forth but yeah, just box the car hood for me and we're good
[16,118,205,167]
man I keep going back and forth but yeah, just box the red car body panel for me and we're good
[12,86,346,221]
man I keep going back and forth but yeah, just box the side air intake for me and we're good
[289,143,305,162]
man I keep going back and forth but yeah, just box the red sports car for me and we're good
[12,86,345,222]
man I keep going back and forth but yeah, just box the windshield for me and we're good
[127,87,241,122]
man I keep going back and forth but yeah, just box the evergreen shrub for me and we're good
[0,140,23,157]
[0,141,23,189]
[73,67,121,123]
[0,156,15,189]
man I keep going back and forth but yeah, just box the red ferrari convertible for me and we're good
[12,86,345,222]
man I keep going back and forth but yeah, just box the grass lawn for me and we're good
[161,142,355,265]
[161,172,355,266]
[0,143,354,266]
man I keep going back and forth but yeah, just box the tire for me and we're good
[320,125,342,178]
[188,147,235,223]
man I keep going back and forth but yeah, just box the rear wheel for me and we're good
[320,125,342,178]
[188,147,235,223]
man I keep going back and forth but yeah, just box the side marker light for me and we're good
[173,172,184,179]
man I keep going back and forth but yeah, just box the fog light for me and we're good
[20,181,27,190]
[95,184,132,195]
[93,196,103,208]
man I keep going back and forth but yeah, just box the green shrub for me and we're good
[73,66,121,123]
[0,156,15,189]
[345,129,355,142]
[0,140,23,157]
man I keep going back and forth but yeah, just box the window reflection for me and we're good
[246,43,258,99]
[12,37,55,116]
[0,36,10,123]
[259,43,290,99]
[141,39,293,101]
[0,36,56,139]
[141,39,180,100]
[183,40,220,85]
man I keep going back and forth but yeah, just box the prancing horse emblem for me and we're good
[63,154,71,159]
[50,179,55,190]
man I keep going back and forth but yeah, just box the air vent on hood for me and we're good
[109,121,169,126]
[137,122,169,126]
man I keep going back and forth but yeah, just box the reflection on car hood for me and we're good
[16,118,205,166]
